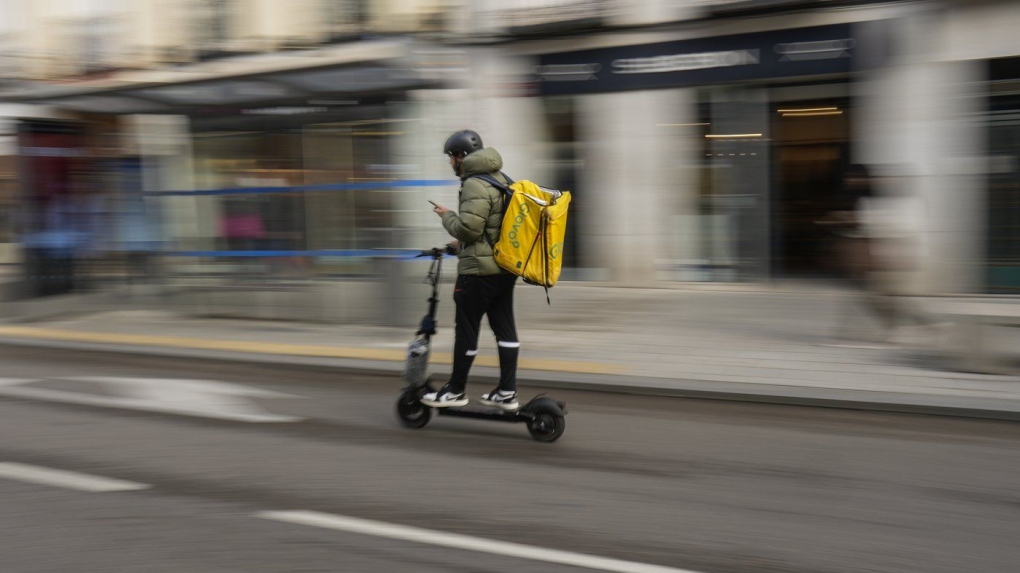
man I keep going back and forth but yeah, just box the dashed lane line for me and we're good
[0,462,151,493]
[0,377,303,423]
[257,510,703,573]
[0,464,699,572]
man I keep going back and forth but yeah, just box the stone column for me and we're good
[576,88,698,285]
[854,11,987,294]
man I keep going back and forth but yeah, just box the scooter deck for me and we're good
[435,404,527,423]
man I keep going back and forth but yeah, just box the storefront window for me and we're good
[0,155,17,269]
[987,91,1020,293]
[0,154,14,235]
[194,131,306,253]
[694,85,851,281]
[191,0,238,60]
[540,97,581,276]
[696,87,771,281]
[323,0,367,39]
[174,119,401,280]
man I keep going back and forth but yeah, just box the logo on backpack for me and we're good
[548,242,563,260]
[508,203,530,248]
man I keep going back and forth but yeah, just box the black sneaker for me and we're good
[479,388,519,411]
[421,384,468,408]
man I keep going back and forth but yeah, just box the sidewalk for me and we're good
[1,284,1019,420]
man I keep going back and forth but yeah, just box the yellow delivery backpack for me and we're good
[470,173,571,298]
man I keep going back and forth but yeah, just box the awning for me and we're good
[0,40,444,116]
[709,0,897,17]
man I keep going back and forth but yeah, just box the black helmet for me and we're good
[443,130,483,157]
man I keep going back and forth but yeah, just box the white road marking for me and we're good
[0,377,303,423]
[257,510,703,573]
[0,462,150,493]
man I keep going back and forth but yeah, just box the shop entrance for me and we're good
[769,93,851,278]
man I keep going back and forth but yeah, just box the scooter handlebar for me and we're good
[417,246,457,258]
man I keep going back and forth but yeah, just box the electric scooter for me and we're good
[395,246,567,442]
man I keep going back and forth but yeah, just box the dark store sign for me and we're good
[536,23,854,95]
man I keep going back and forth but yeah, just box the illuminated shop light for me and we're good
[777,107,838,113]
[781,110,844,117]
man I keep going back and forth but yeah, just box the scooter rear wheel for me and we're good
[527,406,565,442]
[396,391,431,429]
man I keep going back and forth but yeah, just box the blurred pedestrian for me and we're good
[820,164,945,347]
[421,130,521,411]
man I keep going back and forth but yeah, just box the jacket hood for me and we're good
[461,147,503,178]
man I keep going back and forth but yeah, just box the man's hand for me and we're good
[433,204,451,217]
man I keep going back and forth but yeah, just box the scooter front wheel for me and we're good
[396,391,431,429]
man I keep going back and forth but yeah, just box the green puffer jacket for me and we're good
[441,147,511,276]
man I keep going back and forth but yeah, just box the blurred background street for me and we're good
[1,0,1020,571]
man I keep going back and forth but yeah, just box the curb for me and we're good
[2,336,1019,422]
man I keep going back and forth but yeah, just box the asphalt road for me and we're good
[0,346,1018,573]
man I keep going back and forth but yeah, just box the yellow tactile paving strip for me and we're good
[0,326,627,376]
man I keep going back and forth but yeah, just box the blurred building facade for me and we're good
[1,0,1018,320]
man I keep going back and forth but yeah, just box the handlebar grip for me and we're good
[417,248,446,258]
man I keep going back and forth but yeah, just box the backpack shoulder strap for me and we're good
[467,172,515,212]
[469,172,513,194]
[467,172,514,247]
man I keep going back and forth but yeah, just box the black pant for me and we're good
[449,273,519,393]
